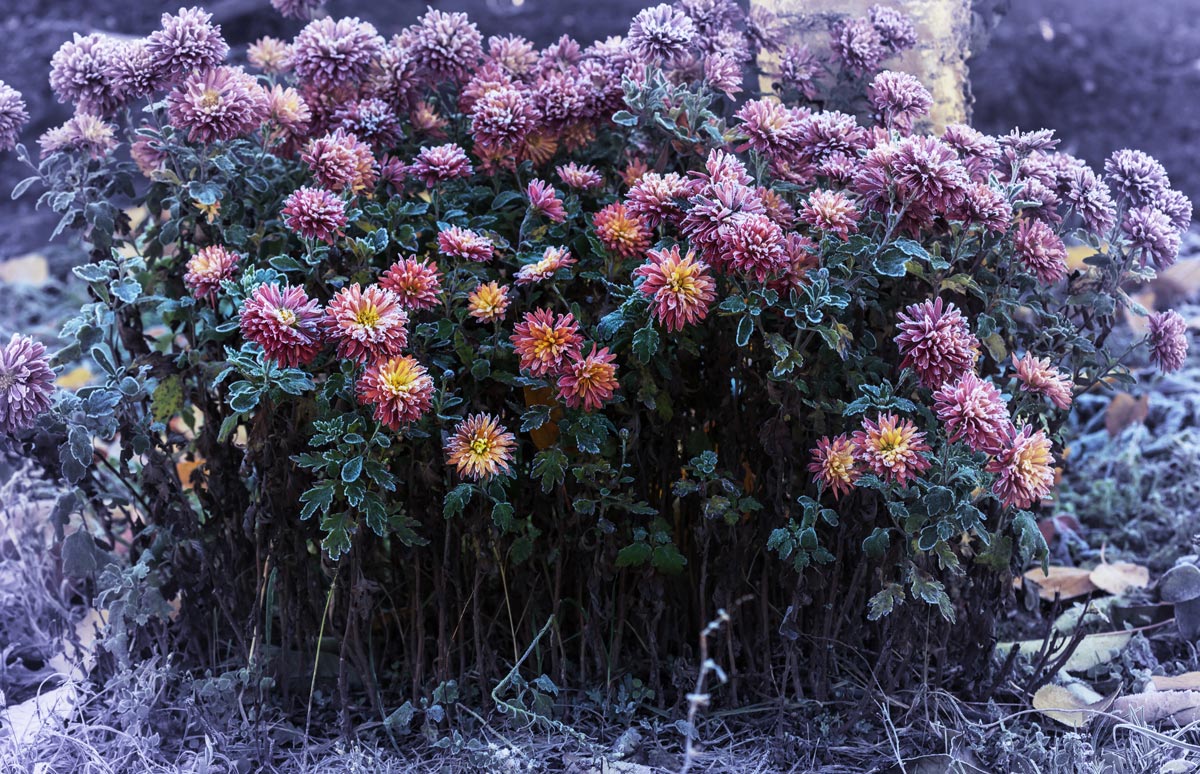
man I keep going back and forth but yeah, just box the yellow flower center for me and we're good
[382,363,416,393]
[199,88,222,111]
[470,436,491,457]
[875,428,907,467]
[354,304,381,328]
[275,308,297,327]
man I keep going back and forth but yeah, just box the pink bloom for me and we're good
[322,284,409,364]
[408,143,474,188]
[445,413,516,481]
[511,308,583,377]
[282,187,347,245]
[987,425,1055,510]
[357,355,434,429]
[931,372,1013,454]
[798,189,860,241]
[0,81,28,152]
[239,283,324,368]
[1013,218,1068,284]
[807,434,860,499]
[557,344,620,411]
[437,226,494,262]
[625,171,692,228]
[851,413,931,488]
[627,4,697,62]
[0,334,55,434]
[593,203,651,258]
[301,129,378,195]
[380,257,442,311]
[895,297,980,389]
[868,70,932,133]
[516,246,576,285]
[527,179,566,223]
[184,245,240,303]
[403,7,484,83]
[147,6,229,82]
[1147,310,1190,374]
[557,162,603,190]
[467,282,511,323]
[721,212,787,282]
[167,66,268,144]
[1123,206,1182,270]
[734,98,803,160]
[1012,353,1073,410]
[632,246,717,332]
[290,16,384,92]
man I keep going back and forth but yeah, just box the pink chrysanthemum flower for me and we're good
[467,282,511,324]
[516,246,576,286]
[734,98,803,160]
[958,183,1013,234]
[380,257,442,311]
[408,143,473,189]
[777,44,820,100]
[239,283,324,368]
[282,187,347,245]
[323,284,409,364]
[38,113,117,159]
[799,189,860,241]
[1013,218,1068,283]
[271,0,324,20]
[692,149,753,189]
[0,81,29,152]
[625,171,693,228]
[704,53,743,99]
[1123,206,1182,270]
[633,246,717,332]
[404,8,484,83]
[941,123,1000,182]
[627,4,697,62]
[830,17,885,76]
[291,17,384,92]
[265,85,311,134]
[1154,189,1193,232]
[771,232,821,294]
[301,128,377,195]
[593,203,651,259]
[932,372,1013,454]
[868,70,932,134]
[807,434,860,499]
[445,413,517,481]
[469,86,535,154]
[184,245,240,303]
[488,34,539,77]
[557,162,604,191]
[1062,166,1116,235]
[895,297,980,389]
[987,425,1055,510]
[167,66,268,144]
[1104,148,1169,206]
[722,212,787,282]
[0,334,55,435]
[333,98,402,150]
[891,135,970,215]
[147,6,229,83]
[851,414,931,488]
[248,37,292,74]
[512,308,583,377]
[357,355,433,429]
[107,40,167,101]
[680,183,765,265]
[527,179,567,223]
[438,226,494,262]
[1147,310,1190,374]
[558,344,620,412]
[1012,352,1074,410]
[49,33,127,115]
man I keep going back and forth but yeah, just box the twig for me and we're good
[681,607,734,774]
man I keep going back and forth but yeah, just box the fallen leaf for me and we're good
[996,630,1131,672]
[1032,683,1114,728]
[1066,244,1102,272]
[1148,672,1200,692]
[1053,596,1117,635]
[175,458,204,490]
[54,366,93,391]
[1114,690,1200,725]
[1015,566,1098,601]
[1090,561,1151,596]
[0,254,49,286]
[1105,392,1149,436]
[1038,514,1083,546]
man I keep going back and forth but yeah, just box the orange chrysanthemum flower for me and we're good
[381,257,443,311]
[851,413,931,488]
[357,355,434,429]
[445,412,517,480]
[511,308,582,377]
[467,281,511,323]
[557,345,619,412]
[987,424,1055,510]
[593,202,651,259]
[515,246,576,285]
[632,246,717,332]
[807,434,860,499]
[322,284,409,364]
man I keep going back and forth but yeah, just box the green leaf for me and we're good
[341,456,363,483]
[299,481,335,520]
[651,543,687,573]
[735,314,753,347]
[615,542,652,568]
[631,325,660,364]
[863,527,891,559]
[873,247,910,278]
[925,485,954,515]
[867,583,905,621]
[1013,510,1049,572]
[491,502,515,531]
[520,404,552,432]
[531,448,568,493]
[443,483,473,519]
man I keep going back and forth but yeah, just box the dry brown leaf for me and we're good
[1016,566,1098,601]
[1032,683,1114,728]
[1090,561,1151,596]
[1114,690,1200,725]
[54,366,93,391]
[1066,244,1101,272]
[0,253,49,286]
[1105,392,1150,437]
[1147,672,1200,692]
[996,630,1131,672]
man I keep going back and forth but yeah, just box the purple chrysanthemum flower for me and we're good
[941,123,1000,182]
[734,98,804,160]
[1123,205,1181,270]
[527,179,567,223]
[38,113,117,159]
[799,189,860,241]
[49,33,127,115]
[282,186,347,244]
[746,7,785,54]
[106,40,168,101]
[291,17,384,93]
[868,71,932,134]
[628,4,697,63]
[271,0,324,20]
[830,17,885,76]
[1013,218,1068,283]
[891,135,970,215]
[680,182,764,263]
[692,149,753,189]
[1147,310,1190,374]
[1154,189,1193,232]
[796,111,869,169]
[146,7,229,84]
[958,182,1012,234]
[0,334,55,435]
[403,8,483,83]
[869,5,917,51]
[998,128,1059,157]
[704,53,743,99]
[0,81,29,152]
[470,86,535,154]
[247,37,292,75]
[1105,148,1170,206]
[777,44,821,101]
[676,0,744,37]
[895,297,980,389]
[1062,166,1116,235]
[987,425,1054,510]
[333,98,402,150]
[488,34,539,77]
[323,284,409,364]
[932,372,1013,454]
[167,66,268,144]
[408,143,473,189]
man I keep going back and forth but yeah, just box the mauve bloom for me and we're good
[0,81,29,151]
[467,281,511,323]
[445,413,516,481]
[722,212,787,282]
[516,246,577,285]
[987,425,1054,510]
[167,66,268,144]
[677,0,744,34]
[130,132,166,178]
[558,344,620,411]
[333,98,402,150]
[771,232,821,294]
[323,284,409,364]
[693,149,753,188]
[633,246,717,332]
[704,53,743,99]
[1147,310,1190,374]
[628,4,697,62]
[470,87,535,154]
[1013,218,1068,283]
[557,163,603,191]
[302,129,377,195]
[851,413,931,488]
[291,17,384,92]
[271,0,324,20]
[896,297,979,389]
[38,113,116,159]
[831,17,885,76]
[380,257,442,311]
[0,334,55,435]
[777,44,820,100]
[239,283,324,368]
[438,226,494,263]
[625,171,692,228]
[1105,148,1169,206]
[489,34,539,77]
[681,183,765,265]
[527,179,567,223]
[408,143,473,189]
[869,71,932,133]
[357,355,433,429]
[941,123,1000,181]
[799,189,861,241]
[796,111,869,170]
[248,37,292,74]
[282,187,347,244]
[999,128,1059,157]
[1124,206,1182,269]
[107,40,167,101]
[807,434,860,499]
[147,7,229,83]
[49,33,126,115]
[265,85,311,134]
[734,98,803,160]
[404,8,483,83]
[1155,189,1193,232]
[512,308,583,377]
[1012,353,1073,410]
[958,182,1012,234]
[932,372,1013,454]
[891,135,970,215]
[184,245,240,303]
[1062,166,1116,235]
[594,203,651,258]
[870,5,918,51]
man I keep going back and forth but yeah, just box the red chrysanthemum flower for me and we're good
[408,143,474,189]
[633,246,717,332]
[807,434,860,499]
[593,203,651,259]
[895,297,980,389]
[184,245,240,303]
[239,283,324,368]
[798,189,861,241]
[322,284,409,364]
[1013,218,1068,284]
[357,355,434,430]
[987,425,1055,510]
[437,226,494,262]
[851,413,931,488]
[1147,310,1190,374]
[0,334,56,435]
[1011,353,1073,410]
[557,344,620,412]
[380,257,443,311]
[721,212,787,282]
[527,179,567,223]
[511,308,583,377]
[931,372,1013,454]
[557,162,604,191]
[467,282,511,324]
[516,246,577,286]
[445,412,517,481]
[301,128,378,195]
[167,65,268,144]
[282,187,347,245]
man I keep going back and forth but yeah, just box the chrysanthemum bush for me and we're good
[1,1,1193,713]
